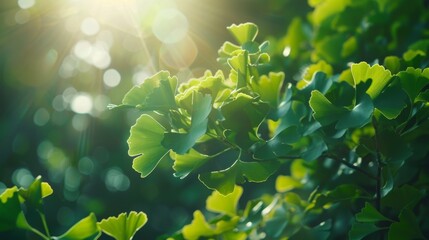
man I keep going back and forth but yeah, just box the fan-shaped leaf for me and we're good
[171,148,211,179]
[351,62,392,99]
[128,114,170,178]
[54,213,100,240]
[99,211,147,240]
[162,92,212,154]
[206,185,243,216]
[199,160,279,195]
[0,187,30,231]
[227,23,258,45]
[118,71,177,111]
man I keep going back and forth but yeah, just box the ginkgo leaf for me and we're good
[355,203,393,222]
[349,221,381,240]
[309,90,348,126]
[199,160,279,195]
[128,114,170,178]
[99,211,147,240]
[54,213,100,240]
[275,175,303,192]
[228,51,249,89]
[162,92,212,154]
[227,22,258,45]
[182,211,216,240]
[251,72,284,108]
[171,148,211,179]
[19,176,52,211]
[388,208,425,240]
[374,85,408,119]
[117,71,177,111]
[221,93,270,148]
[0,187,30,231]
[351,62,392,99]
[206,185,243,216]
[397,67,429,102]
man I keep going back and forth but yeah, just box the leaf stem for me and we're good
[38,210,51,238]
[372,117,383,212]
[324,154,377,180]
[372,117,384,240]
[29,226,50,240]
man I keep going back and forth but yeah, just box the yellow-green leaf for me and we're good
[99,211,147,240]
[206,185,243,216]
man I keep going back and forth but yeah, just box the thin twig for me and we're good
[323,153,377,180]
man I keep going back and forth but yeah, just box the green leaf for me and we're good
[397,67,429,102]
[218,41,241,57]
[349,221,381,240]
[221,93,270,148]
[128,114,170,178]
[355,203,393,222]
[382,185,424,212]
[301,71,333,97]
[99,211,147,240]
[374,85,408,119]
[18,176,52,211]
[312,0,350,26]
[264,203,288,238]
[118,71,177,110]
[251,72,284,108]
[227,23,258,45]
[309,90,348,126]
[383,56,401,74]
[336,92,373,129]
[275,175,303,192]
[253,126,300,160]
[0,187,30,231]
[182,210,216,240]
[387,208,425,240]
[171,148,211,179]
[162,92,212,154]
[199,160,279,195]
[41,182,53,198]
[351,62,392,99]
[311,184,371,209]
[227,51,249,89]
[206,185,243,216]
[55,213,100,240]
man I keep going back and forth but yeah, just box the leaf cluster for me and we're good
[0,176,147,240]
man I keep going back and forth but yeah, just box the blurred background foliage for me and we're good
[0,0,309,238]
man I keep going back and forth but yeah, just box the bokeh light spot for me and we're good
[105,168,130,192]
[78,157,94,175]
[90,48,111,69]
[45,49,58,66]
[152,8,188,44]
[0,182,6,194]
[74,40,93,59]
[15,10,30,24]
[71,93,93,114]
[52,95,66,112]
[72,114,90,131]
[65,167,81,191]
[18,0,35,9]
[80,17,100,36]
[33,108,50,126]
[94,94,110,113]
[103,68,121,87]
[159,36,198,69]
[12,168,34,188]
